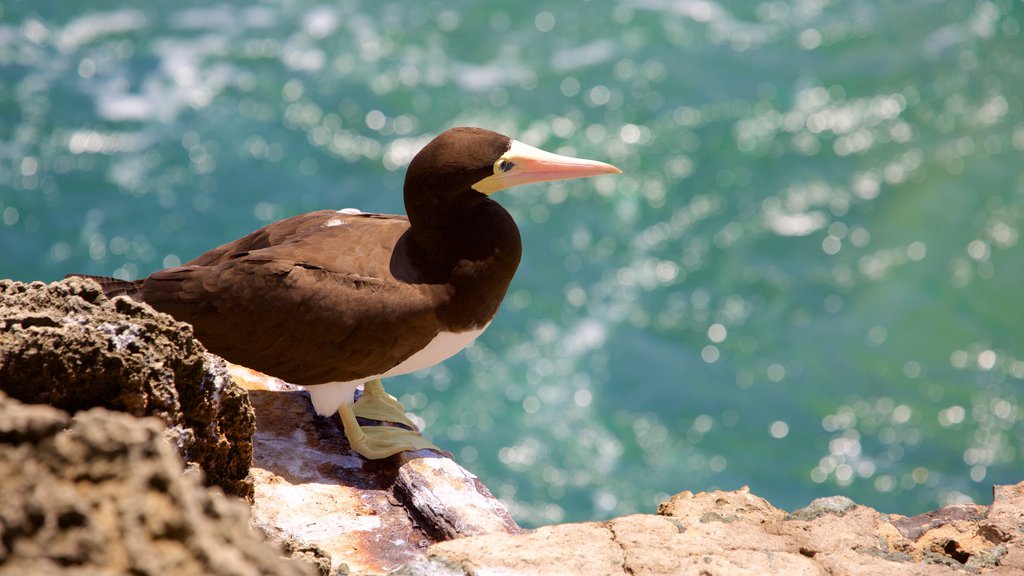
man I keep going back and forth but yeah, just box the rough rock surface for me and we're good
[3,277,1022,575]
[0,278,254,496]
[235,365,519,575]
[402,485,1023,575]
[0,392,314,576]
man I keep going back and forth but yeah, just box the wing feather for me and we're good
[139,211,448,385]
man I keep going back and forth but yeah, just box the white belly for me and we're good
[381,323,489,378]
[305,323,490,416]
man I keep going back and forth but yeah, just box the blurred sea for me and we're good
[2,0,1022,527]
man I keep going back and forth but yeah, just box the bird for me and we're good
[72,127,620,459]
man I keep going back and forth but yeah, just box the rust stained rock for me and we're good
[892,505,990,542]
[235,365,519,575]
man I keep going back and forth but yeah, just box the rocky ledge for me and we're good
[401,485,1023,575]
[1,278,1021,576]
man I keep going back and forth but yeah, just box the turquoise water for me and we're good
[2,0,1022,527]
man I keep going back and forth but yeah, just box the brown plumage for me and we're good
[71,127,619,433]
[76,128,525,386]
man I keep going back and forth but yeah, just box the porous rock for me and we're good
[0,392,314,576]
[4,277,1022,576]
[0,278,254,496]
[403,485,1024,575]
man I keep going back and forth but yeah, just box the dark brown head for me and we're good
[404,126,621,208]
[401,126,621,270]
[404,127,511,205]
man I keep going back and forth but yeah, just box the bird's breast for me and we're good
[381,322,490,378]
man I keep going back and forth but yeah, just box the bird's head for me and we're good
[405,127,620,202]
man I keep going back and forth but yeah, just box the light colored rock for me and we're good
[609,513,824,576]
[419,522,623,576]
[401,484,1023,576]
[657,486,785,524]
[986,483,1024,542]
[396,454,520,539]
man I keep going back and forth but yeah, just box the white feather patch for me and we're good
[304,323,490,416]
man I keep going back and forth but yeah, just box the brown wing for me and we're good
[182,210,358,267]
[139,210,452,385]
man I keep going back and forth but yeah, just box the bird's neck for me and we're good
[404,187,522,327]
[404,188,517,265]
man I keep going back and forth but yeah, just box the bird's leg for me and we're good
[352,379,418,429]
[337,403,438,459]
[341,378,438,459]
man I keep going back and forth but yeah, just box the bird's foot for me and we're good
[352,379,419,429]
[339,400,438,459]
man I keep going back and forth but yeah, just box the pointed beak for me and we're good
[472,139,621,195]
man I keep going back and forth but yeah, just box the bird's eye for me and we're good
[497,159,515,173]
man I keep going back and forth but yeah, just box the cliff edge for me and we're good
[1,278,1021,575]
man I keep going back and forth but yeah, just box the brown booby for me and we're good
[73,127,620,458]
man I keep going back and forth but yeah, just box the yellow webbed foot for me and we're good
[352,379,419,429]
[338,396,438,459]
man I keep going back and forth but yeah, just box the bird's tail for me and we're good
[65,274,144,301]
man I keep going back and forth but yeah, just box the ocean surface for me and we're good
[2,0,1022,527]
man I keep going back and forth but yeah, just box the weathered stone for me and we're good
[236,365,519,575]
[0,393,313,576]
[402,483,1024,576]
[3,277,1022,576]
[789,495,858,521]
[985,482,1024,542]
[0,278,255,496]
[280,538,339,576]
[0,395,68,442]
[658,486,785,526]
[892,505,989,541]
[607,514,691,575]
[420,522,623,575]
[394,453,520,540]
